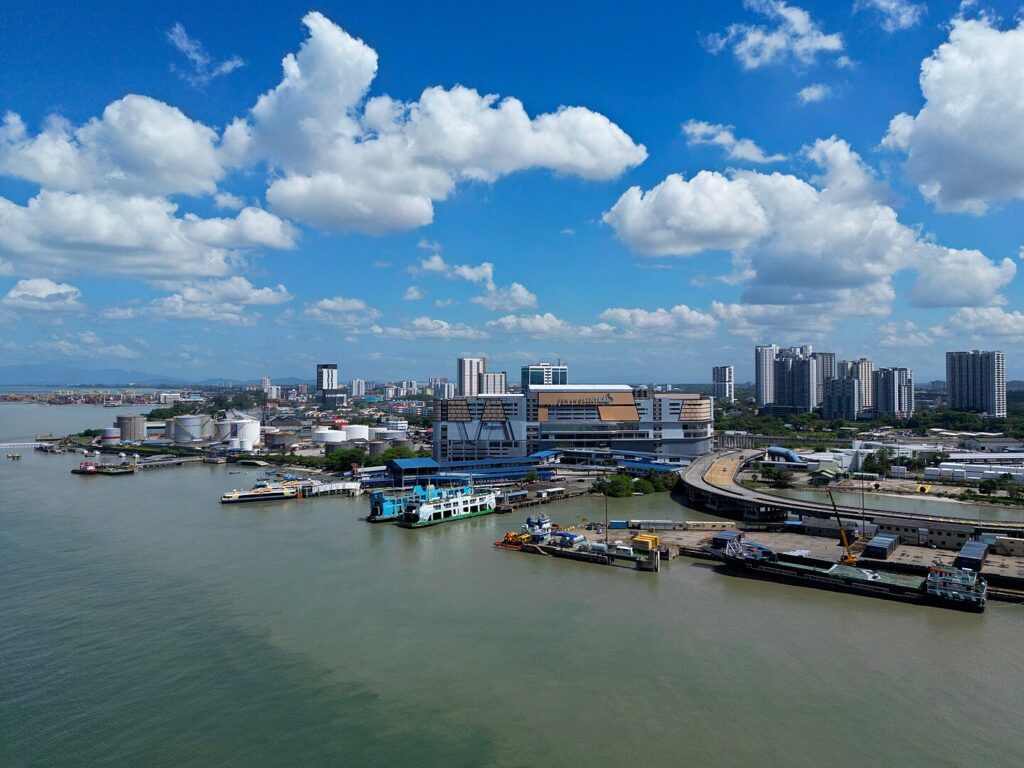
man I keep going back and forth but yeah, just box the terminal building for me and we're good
[432,384,714,463]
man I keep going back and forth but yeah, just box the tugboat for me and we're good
[396,482,498,528]
[71,461,98,475]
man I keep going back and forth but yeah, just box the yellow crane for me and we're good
[827,490,858,566]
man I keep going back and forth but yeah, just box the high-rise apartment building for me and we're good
[822,377,860,421]
[478,371,507,394]
[754,345,778,407]
[811,352,835,406]
[260,376,272,393]
[521,361,568,390]
[947,351,1006,417]
[712,365,735,404]
[350,379,366,397]
[874,368,914,418]
[457,357,486,397]
[838,358,874,413]
[771,350,818,413]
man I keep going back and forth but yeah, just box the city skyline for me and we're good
[2,2,1023,381]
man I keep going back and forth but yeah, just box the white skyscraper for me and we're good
[712,365,735,404]
[350,378,366,397]
[754,345,778,407]
[478,371,507,394]
[457,357,486,397]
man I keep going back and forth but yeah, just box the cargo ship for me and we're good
[712,539,986,612]
[220,480,300,504]
[396,482,498,528]
[367,483,450,523]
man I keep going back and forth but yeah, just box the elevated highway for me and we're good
[681,450,1024,534]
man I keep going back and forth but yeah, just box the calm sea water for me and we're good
[2,404,1022,767]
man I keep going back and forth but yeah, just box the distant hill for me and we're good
[0,364,312,387]
[0,364,184,386]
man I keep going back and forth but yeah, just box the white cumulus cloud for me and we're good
[882,17,1024,213]
[0,191,294,278]
[706,1,843,69]
[224,12,646,234]
[605,137,1015,330]
[599,305,717,337]
[3,277,82,311]
[683,121,785,163]
[796,83,832,104]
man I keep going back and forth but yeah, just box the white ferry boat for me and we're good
[397,482,498,528]
[220,480,300,504]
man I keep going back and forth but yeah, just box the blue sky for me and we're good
[1,0,1022,383]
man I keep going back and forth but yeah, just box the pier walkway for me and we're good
[681,450,1024,533]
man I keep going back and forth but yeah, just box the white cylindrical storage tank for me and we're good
[101,427,121,445]
[238,438,254,452]
[215,419,237,442]
[312,427,345,444]
[174,414,204,443]
[346,424,370,441]
[236,420,261,446]
[228,438,240,450]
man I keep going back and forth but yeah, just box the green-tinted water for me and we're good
[2,405,1022,767]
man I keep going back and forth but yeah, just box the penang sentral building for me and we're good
[432,384,713,463]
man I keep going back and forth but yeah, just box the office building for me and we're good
[712,365,735,404]
[947,351,1006,417]
[434,385,714,462]
[316,363,344,409]
[754,345,778,407]
[350,379,366,397]
[874,368,914,418]
[315,364,337,392]
[457,357,486,397]
[822,378,860,421]
[478,371,507,394]
[260,376,272,393]
[521,361,568,390]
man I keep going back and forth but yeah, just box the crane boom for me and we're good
[827,489,858,565]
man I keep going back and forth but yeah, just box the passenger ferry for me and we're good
[397,482,498,528]
[368,483,450,523]
[220,480,300,504]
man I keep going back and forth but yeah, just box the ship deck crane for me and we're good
[827,489,858,566]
